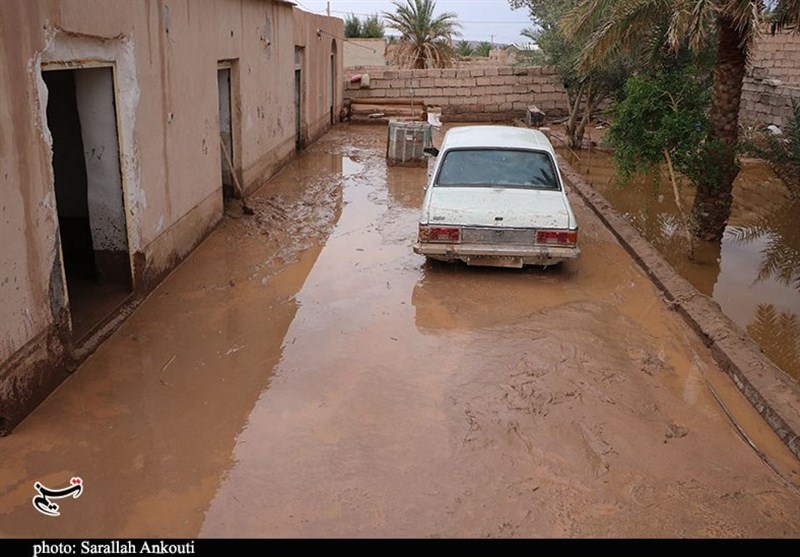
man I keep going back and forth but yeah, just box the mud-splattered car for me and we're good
[413,125,580,268]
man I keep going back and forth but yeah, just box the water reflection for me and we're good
[558,148,800,383]
[730,200,800,291]
[748,305,800,380]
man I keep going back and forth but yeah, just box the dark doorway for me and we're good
[330,40,337,125]
[218,67,235,199]
[295,47,304,150]
[43,67,132,341]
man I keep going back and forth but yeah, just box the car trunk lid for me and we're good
[425,187,572,229]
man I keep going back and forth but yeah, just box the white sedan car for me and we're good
[413,125,580,268]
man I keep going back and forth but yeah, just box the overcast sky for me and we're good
[296,0,533,45]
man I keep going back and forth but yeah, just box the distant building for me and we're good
[344,38,389,68]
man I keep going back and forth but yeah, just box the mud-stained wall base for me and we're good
[242,136,297,196]
[0,1,344,435]
[0,327,71,436]
[137,189,223,293]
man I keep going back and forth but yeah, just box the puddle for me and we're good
[1,125,798,539]
[558,148,800,383]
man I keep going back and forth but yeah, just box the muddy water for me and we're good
[1,126,799,538]
[558,147,800,384]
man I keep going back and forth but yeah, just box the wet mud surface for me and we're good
[557,145,800,384]
[1,125,799,538]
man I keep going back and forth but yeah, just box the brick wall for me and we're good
[748,29,800,88]
[345,65,569,122]
[740,79,800,129]
[740,28,800,128]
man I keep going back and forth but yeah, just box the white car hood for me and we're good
[425,187,572,229]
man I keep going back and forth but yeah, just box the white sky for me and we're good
[295,0,533,45]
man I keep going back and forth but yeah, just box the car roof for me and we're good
[439,125,556,156]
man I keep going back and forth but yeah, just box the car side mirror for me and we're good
[423,147,439,157]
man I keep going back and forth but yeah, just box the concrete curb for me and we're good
[558,159,800,460]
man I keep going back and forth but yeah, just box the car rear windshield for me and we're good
[435,148,560,190]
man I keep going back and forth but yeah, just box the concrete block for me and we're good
[476,77,492,86]
[498,66,513,76]
[470,68,486,77]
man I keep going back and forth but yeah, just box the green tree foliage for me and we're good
[345,13,385,39]
[455,40,474,57]
[344,14,362,38]
[608,68,724,256]
[508,0,632,148]
[561,0,800,241]
[362,14,386,38]
[608,69,720,189]
[474,41,493,57]
[513,27,547,66]
[383,0,461,69]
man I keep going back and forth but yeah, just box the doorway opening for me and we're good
[217,66,236,200]
[295,47,304,150]
[330,40,337,125]
[43,67,132,341]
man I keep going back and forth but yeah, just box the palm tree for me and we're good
[456,40,474,57]
[383,0,462,69]
[475,41,493,57]
[563,0,800,242]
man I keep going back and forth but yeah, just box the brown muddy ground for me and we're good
[556,144,800,384]
[1,125,799,538]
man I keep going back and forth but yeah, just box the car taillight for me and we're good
[419,225,461,243]
[536,229,578,246]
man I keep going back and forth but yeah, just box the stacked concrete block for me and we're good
[741,78,800,129]
[748,28,800,88]
[343,65,569,122]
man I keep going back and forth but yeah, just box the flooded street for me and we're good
[2,125,799,537]
[557,147,800,384]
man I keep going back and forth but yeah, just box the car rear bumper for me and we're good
[413,242,580,267]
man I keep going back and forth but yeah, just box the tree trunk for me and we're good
[690,17,748,241]
[565,81,586,147]
[572,91,602,149]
